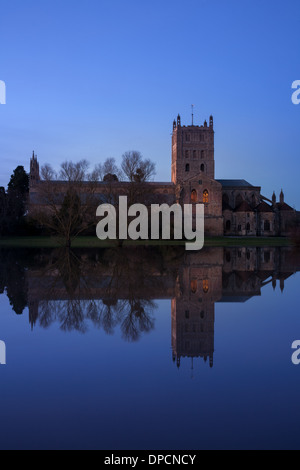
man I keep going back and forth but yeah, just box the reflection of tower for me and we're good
[28,299,39,330]
[171,250,223,370]
[171,297,215,369]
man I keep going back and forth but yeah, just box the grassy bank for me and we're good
[0,236,293,249]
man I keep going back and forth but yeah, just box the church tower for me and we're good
[171,114,215,184]
[30,151,40,187]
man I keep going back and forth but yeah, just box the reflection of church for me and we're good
[171,247,300,369]
[25,246,300,370]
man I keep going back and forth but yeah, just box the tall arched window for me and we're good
[191,189,197,203]
[203,280,209,294]
[185,164,190,172]
[203,190,209,203]
[191,280,197,294]
[200,164,205,172]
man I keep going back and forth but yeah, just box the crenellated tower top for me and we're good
[171,115,215,184]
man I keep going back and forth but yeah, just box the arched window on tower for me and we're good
[191,280,197,294]
[200,164,205,172]
[191,189,197,203]
[203,190,209,203]
[185,164,190,172]
[203,280,209,294]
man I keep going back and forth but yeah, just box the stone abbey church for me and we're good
[29,114,297,237]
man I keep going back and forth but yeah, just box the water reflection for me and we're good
[1,245,300,363]
[26,247,168,341]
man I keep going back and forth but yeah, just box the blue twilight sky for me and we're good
[0,0,299,206]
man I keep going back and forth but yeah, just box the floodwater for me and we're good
[0,245,300,450]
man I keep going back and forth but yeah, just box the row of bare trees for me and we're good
[29,151,156,247]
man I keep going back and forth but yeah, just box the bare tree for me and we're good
[99,157,123,182]
[120,151,156,206]
[121,151,156,182]
[59,159,90,182]
[29,160,101,247]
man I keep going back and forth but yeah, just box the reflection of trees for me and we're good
[108,299,156,342]
[0,249,29,315]
[32,246,181,341]
[39,299,87,333]
[38,296,156,341]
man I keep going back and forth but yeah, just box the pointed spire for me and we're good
[29,151,40,186]
[280,189,284,205]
